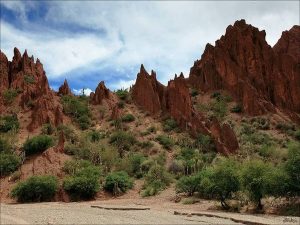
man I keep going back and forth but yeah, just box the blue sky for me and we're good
[0,1,299,95]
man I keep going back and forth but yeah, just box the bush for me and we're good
[115,89,129,100]
[230,104,242,113]
[176,174,201,196]
[163,118,178,132]
[0,137,11,152]
[168,160,185,177]
[3,89,18,104]
[205,158,240,209]
[23,135,53,156]
[285,142,300,196]
[77,115,90,130]
[240,160,270,210]
[109,131,136,157]
[210,98,227,120]
[24,75,35,84]
[294,130,300,141]
[139,141,154,149]
[0,152,21,176]
[128,153,146,178]
[62,95,91,130]
[190,88,199,97]
[142,164,172,196]
[104,171,133,196]
[11,175,58,202]
[63,162,101,200]
[121,114,135,123]
[0,114,19,132]
[117,101,125,108]
[87,130,104,142]
[41,123,55,135]
[194,134,215,152]
[156,135,174,149]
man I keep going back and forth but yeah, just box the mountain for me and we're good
[0,20,299,208]
[189,20,300,122]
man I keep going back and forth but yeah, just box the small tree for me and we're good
[208,158,240,209]
[285,142,300,196]
[176,174,201,196]
[240,160,269,210]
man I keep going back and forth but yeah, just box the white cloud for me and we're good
[1,1,299,89]
[110,79,136,91]
[72,88,93,96]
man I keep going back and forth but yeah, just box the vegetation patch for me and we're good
[104,171,133,196]
[0,114,19,133]
[23,135,53,156]
[3,89,18,104]
[11,175,58,202]
[156,135,174,149]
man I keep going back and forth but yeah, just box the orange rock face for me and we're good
[58,79,73,96]
[132,65,239,154]
[0,48,64,131]
[132,65,166,115]
[189,20,300,121]
[91,81,111,105]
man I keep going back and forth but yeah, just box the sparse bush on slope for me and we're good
[11,175,58,202]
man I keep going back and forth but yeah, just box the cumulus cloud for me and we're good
[0,1,299,91]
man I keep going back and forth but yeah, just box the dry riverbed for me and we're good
[1,200,299,225]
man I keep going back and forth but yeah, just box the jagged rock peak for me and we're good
[58,79,73,96]
[91,81,111,105]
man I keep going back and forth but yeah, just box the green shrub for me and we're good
[56,125,78,143]
[210,98,227,120]
[41,123,55,135]
[24,75,35,84]
[294,130,300,141]
[142,164,172,196]
[87,130,104,142]
[0,152,21,176]
[128,153,146,178]
[11,175,58,202]
[240,160,270,210]
[176,174,201,196]
[77,115,90,130]
[117,101,125,108]
[115,89,129,100]
[104,171,133,195]
[211,92,221,99]
[285,142,300,196]
[138,141,154,149]
[147,126,157,133]
[0,114,19,132]
[109,131,136,157]
[3,89,18,104]
[190,88,199,97]
[121,114,135,123]
[0,137,11,152]
[23,135,53,156]
[230,104,242,113]
[63,163,101,200]
[62,95,91,130]
[156,135,174,149]
[163,118,178,132]
[205,158,240,209]
[250,117,270,130]
[194,134,215,152]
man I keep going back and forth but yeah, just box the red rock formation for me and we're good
[132,65,166,115]
[91,81,111,104]
[58,79,72,96]
[111,105,122,120]
[0,48,64,130]
[189,20,300,120]
[132,66,239,154]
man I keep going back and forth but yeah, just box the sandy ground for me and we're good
[1,200,299,225]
